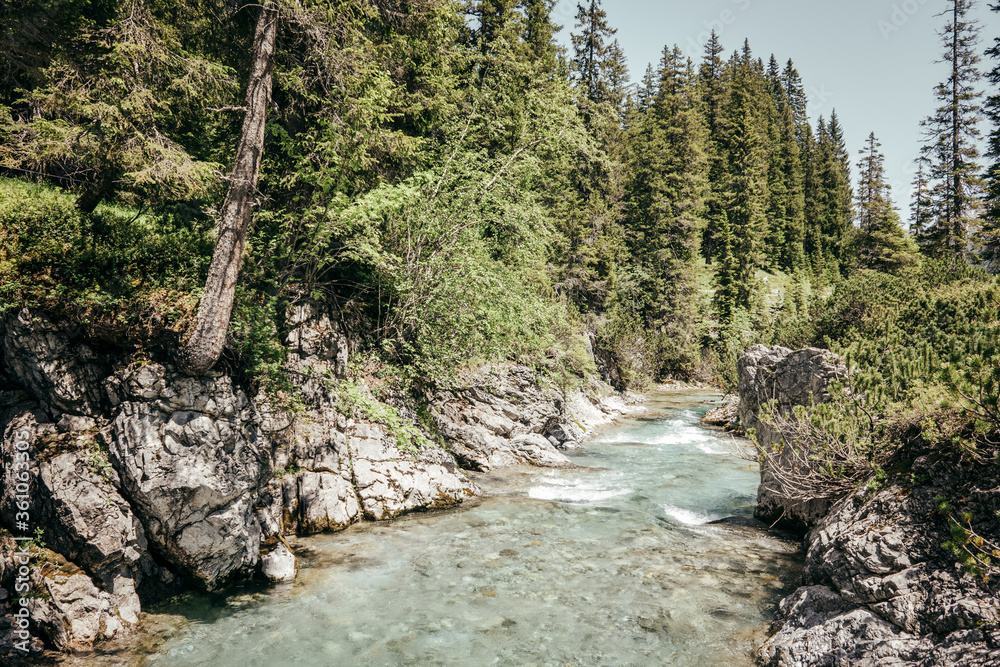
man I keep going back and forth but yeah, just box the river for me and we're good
[70,390,802,666]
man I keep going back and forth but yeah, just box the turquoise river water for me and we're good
[68,391,803,667]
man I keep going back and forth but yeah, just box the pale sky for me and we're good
[553,0,998,217]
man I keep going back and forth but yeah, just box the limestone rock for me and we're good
[346,420,480,520]
[260,543,296,583]
[737,345,848,531]
[27,566,139,651]
[275,408,477,534]
[285,471,360,533]
[282,301,356,404]
[762,446,1000,666]
[107,364,267,589]
[701,396,739,428]
[2,309,107,416]
[430,365,629,472]
[0,538,138,653]
[56,414,96,433]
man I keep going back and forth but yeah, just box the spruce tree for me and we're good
[783,59,809,146]
[911,155,937,240]
[764,54,790,269]
[713,211,740,325]
[854,132,916,273]
[720,44,769,312]
[776,84,807,271]
[637,63,658,111]
[522,0,560,67]
[625,45,708,367]
[805,114,853,276]
[919,0,984,258]
[571,0,617,105]
[698,30,731,264]
[471,0,520,54]
[980,0,1000,269]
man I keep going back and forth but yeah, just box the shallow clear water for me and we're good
[71,391,802,667]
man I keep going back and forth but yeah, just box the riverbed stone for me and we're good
[260,543,296,583]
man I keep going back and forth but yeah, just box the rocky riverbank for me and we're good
[737,345,1000,667]
[0,305,637,657]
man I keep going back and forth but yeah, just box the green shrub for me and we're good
[0,177,213,344]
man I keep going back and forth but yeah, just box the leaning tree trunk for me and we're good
[176,3,278,377]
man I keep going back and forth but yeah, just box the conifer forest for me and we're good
[1,1,1000,665]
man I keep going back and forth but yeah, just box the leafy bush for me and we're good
[0,177,213,344]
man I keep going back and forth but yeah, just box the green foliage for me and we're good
[0,177,212,342]
[337,164,572,385]
[936,494,1000,581]
[332,379,434,455]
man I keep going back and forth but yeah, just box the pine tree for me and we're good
[522,0,560,67]
[826,110,855,267]
[698,30,731,264]
[783,59,809,145]
[720,44,769,311]
[854,132,916,273]
[713,211,740,325]
[805,114,853,276]
[473,0,520,52]
[625,45,708,357]
[603,39,631,116]
[776,82,807,271]
[919,0,984,258]
[764,54,789,269]
[980,0,1000,269]
[637,63,658,111]
[911,156,935,241]
[570,0,617,105]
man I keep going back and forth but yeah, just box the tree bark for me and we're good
[76,171,115,213]
[176,2,278,377]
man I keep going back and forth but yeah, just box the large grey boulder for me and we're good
[27,564,140,651]
[760,448,1000,666]
[2,309,107,416]
[737,345,847,531]
[106,363,268,589]
[0,406,150,645]
[346,420,478,521]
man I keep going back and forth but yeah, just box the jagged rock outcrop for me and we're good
[283,300,357,404]
[701,395,740,429]
[272,407,478,534]
[738,345,847,532]
[430,366,629,471]
[0,305,634,654]
[2,309,107,417]
[105,363,268,589]
[0,537,138,655]
[759,444,1000,666]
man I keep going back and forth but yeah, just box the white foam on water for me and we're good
[662,505,721,526]
[696,441,728,455]
[528,482,632,503]
[650,426,715,447]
